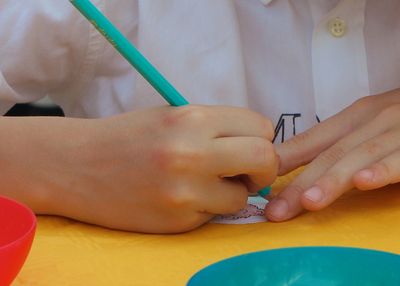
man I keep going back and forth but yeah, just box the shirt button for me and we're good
[328,17,346,37]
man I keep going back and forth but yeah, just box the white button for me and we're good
[328,17,346,37]
[260,0,273,6]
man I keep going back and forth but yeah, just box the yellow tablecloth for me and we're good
[13,171,400,286]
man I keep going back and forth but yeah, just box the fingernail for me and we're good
[266,198,288,220]
[357,169,374,181]
[303,186,324,203]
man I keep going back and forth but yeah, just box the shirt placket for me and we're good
[309,0,369,120]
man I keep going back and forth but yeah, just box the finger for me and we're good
[178,105,274,139]
[276,109,356,175]
[265,182,307,221]
[301,130,400,211]
[266,116,390,221]
[197,178,249,215]
[210,137,278,187]
[276,96,394,176]
[353,149,400,191]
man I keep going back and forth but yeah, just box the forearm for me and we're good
[0,116,95,213]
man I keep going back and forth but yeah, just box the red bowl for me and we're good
[0,196,36,286]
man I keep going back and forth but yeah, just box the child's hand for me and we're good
[56,105,277,233]
[266,89,400,221]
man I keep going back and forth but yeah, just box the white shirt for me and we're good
[0,0,399,142]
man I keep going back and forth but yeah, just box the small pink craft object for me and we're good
[218,204,265,221]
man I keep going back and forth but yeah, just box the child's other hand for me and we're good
[59,105,277,233]
[266,89,400,221]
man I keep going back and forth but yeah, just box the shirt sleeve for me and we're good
[0,0,89,115]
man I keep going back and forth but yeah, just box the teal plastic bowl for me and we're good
[187,247,400,286]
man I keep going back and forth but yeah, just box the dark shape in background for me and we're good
[5,104,64,117]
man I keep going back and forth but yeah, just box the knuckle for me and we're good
[153,141,205,172]
[320,173,341,187]
[350,96,375,112]
[373,161,391,180]
[288,131,312,148]
[243,109,274,139]
[177,105,208,125]
[183,105,209,124]
[318,145,346,165]
[161,105,208,127]
[161,185,196,208]
[361,140,381,156]
[160,110,181,128]
[285,184,307,197]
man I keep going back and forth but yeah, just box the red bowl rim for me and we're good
[0,195,37,251]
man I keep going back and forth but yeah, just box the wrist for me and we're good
[0,116,96,215]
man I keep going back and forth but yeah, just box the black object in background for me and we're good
[5,104,64,117]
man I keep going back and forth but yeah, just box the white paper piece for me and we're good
[211,196,268,224]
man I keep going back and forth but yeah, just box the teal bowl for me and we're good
[187,247,400,286]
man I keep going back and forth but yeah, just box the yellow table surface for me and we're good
[13,171,400,286]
